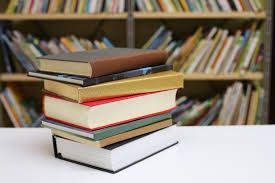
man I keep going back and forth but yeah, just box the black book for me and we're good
[28,64,172,86]
[0,25,13,73]
[52,126,178,173]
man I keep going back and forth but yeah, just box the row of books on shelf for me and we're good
[143,23,263,74]
[174,82,264,126]
[5,0,126,14]
[136,0,264,13]
[0,84,42,127]
[1,23,263,74]
[1,30,115,73]
[5,0,264,15]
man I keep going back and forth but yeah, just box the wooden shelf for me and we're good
[0,72,263,82]
[134,12,266,19]
[0,74,42,82]
[0,13,128,20]
[0,12,266,21]
[184,72,263,81]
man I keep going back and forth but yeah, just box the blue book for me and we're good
[102,36,115,48]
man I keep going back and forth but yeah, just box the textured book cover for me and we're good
[44,71,184,103]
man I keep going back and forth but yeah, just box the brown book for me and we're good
[44,71,184,103]
[44,119,172,148]
[37,48,168,77]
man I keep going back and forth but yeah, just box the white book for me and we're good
[165,41,177,53]
[206,27,218,40]
[187,40,210,73]
[90,0,98,13]
[232,0,244,11]
[28,43,42,57]
[224,82,243,125]
[242,31,260,70]
[136,0,146,11]
[70,35,85,51]
[54,126,178,173]
[223,36,243,73]
[166,47,181,65]
[218,86,233,124]
[164,0,175,12]
[205,30,229,73]
[213,36,234,74]
[236,84,252,125]
[208,0,219,12]
[118,0,125,13]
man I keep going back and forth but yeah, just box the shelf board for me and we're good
[0,72,263,82]
[0,12,266,20]
[134,12,266,19]
[0,74,42,82]
[184,72,263,81]
[0,13,128,20]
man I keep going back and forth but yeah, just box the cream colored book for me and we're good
[44,71,184,103]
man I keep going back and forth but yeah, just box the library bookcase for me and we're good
[0,0,272,126]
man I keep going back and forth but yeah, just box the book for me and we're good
[45,118,172,148]
[0,93,22,127]
[41,112,171,140]
[44,71,183,103]
[53,126,178,173]
[37,48,168,77]
[28,64,172,86]
[247,89,259,124]
[44,89,177,130]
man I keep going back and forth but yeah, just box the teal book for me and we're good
[41,113,171,141]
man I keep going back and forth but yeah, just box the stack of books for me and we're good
[5,0,125,14]
[1,30,114,73]
[136,0,264,13]
[0,84,42,127]
[174,82,264,126]
[29,48,183,173]
[143,24,263,74]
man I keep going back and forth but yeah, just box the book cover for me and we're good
[44,71,183,103]
[42,112,171,140]
[28,64,172,86]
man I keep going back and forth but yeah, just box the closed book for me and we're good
[53,126,178,173]
[247,89,259,125]
[29,64,172,86]
[44,89,177,130]
[41,112,171,140]
[45,118,172,148]
[44,71,183,103]
[37,48,168,77]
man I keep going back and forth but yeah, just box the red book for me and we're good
[44,89,177,131]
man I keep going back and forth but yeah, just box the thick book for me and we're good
[52,126,178,173]
[37,48,168,77]
[44,71,183,103]
[41,112,171,140]
[28,64,172,86]
[45,119,172,148]
[43,89,177,130]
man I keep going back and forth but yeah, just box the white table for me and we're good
[1,126,275,183]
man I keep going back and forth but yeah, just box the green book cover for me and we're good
[42,113,172,141]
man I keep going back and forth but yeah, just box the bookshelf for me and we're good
[0,0,272,126]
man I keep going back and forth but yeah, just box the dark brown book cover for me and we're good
[38,48,168,77]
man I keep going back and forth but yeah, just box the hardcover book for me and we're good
[45,119,172,148]
[44,71,183,103]
[43,89,177,130]
[53,126,178,173]
[37,48,168,77]
[28,64,172,86]
[41,112,171,140]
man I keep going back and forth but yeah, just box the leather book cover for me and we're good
[38,48,168,77]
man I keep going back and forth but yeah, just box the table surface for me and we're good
[1,126,275,183]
